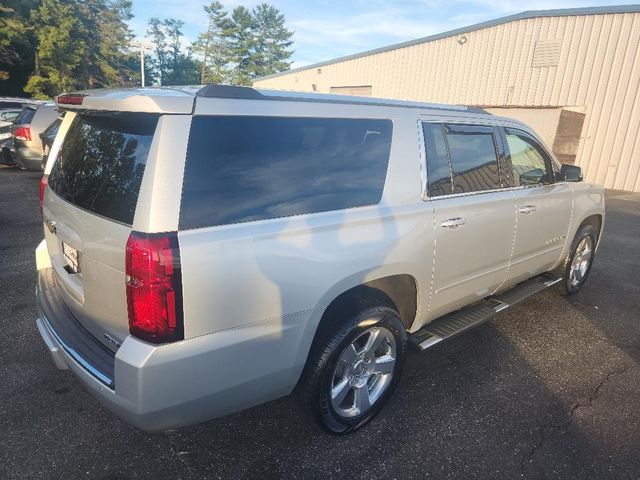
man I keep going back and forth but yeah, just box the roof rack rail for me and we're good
[195,84,488,114]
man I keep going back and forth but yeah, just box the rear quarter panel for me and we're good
[177,101,434,381]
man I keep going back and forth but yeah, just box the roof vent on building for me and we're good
[532,39,561,67]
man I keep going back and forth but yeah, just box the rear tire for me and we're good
[298,305,407,434]
[553,223,598,295]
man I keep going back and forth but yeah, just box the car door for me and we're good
[498,127,573,286]
[422,122,517,319]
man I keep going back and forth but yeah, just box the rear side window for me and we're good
[423,123,452,197]
[48,114,158,225]
[14,108,35,125]
[444,124,500,193]
[0,102,25,109]
[180,116,393,229]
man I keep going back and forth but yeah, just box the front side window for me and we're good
[504,129,552,186]
[180,116,393,229]
[444,124,501,193]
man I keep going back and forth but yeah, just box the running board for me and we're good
[410,274,562,351]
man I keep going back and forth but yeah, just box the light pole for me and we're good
[130,39,154,87]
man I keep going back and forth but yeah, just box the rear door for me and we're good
[499,127,573,284]
[43,112,159,351]
[423,122,517,318]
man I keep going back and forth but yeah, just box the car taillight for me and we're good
[56,94,85,105]
[39,175,47,216]
[15,126,31,141]
[125,231,184,344]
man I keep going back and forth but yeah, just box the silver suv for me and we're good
[36,86,605,434]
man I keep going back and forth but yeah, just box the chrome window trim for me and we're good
[424,182,568,201]
[417,118,429,201]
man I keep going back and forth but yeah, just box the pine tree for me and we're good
[146,18,199,86]
[24,0,86,98]
[226,6,257,86]
[0,0,40,95]
[78,0,136,88]
[222,3,294,86]
[191,1,230,84]
[146,18,168,85]
[24,0,137,98]
[251,4,293,78]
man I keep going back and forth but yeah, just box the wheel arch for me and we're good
[295,273,418,388]
[580,213,603,245]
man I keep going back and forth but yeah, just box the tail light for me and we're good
[39,176,47,216]
[125,232,184,343]
[15,125,31,141]
[56,94,85,105]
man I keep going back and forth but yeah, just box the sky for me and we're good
[129,0,640,68]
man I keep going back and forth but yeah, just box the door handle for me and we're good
[518,205,537,214]
[441,217,466,229]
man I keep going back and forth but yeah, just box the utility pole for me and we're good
[131,39,154,87]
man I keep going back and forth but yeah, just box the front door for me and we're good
[499,127,573,285]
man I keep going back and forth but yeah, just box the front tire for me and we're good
[299,306,407,434]
[554,223,598,295]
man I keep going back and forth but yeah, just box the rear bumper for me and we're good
[35,265,303,431]
[14,146,42,170]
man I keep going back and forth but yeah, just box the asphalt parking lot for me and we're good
[1,165,639,479]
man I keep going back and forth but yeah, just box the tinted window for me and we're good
[444,124,500,193]
[423,122,452,197]
[41,118,62,146]
[0,102,25,109]
[180,116,392,229]
[48,114,158,225]
[0,111,19,121]
[14,108,35,125]
[505,129,552,186]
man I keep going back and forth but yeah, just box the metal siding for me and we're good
[256,12,640,191]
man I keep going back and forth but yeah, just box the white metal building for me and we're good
[254,5,640,192]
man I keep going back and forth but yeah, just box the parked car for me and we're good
[39,115,63,171]
[0,97,38,112]
[11,102,59,171]
[35,86,605,434]
[0,111,20,162]
[0,109,22,127]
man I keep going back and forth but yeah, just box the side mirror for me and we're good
[560,164,583,182]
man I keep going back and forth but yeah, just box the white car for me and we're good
[35,86,605,434]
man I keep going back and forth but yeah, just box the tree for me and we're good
[77,0,137,88]
[24,0,86,98]
[23,0,137,99]
[225,6,257,85]
[191,1,230,84]
[251,4,293,78]
[0,0,40,96]
[146,18,167,85]
[194,3,294,86]
[146,18,199,86]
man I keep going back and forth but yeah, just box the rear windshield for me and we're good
[180,115,393,229]
[48,114,158,225]
[14,108,35,125]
